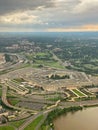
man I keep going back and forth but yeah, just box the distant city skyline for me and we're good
[0,0,98,32]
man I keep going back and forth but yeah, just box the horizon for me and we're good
[0,31,98,33]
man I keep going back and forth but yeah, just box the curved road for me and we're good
[1,85,38,113]
[18,100,60,130]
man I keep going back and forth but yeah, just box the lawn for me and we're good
[10,119,25,128]
[7,98,19,106]
[10,99,19,106]
[33,60,64,69]
[0,126,14,130]
[24,115,43,130]
[45,61,64,69]
[39,125,51,130]
[46,95,63,101]
[72,89,85,97]
[0,89,2,96]
[36,52,51,57]
[26,52,64,69]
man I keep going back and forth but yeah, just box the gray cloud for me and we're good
[0,0,98,31]
[0,0,54,15]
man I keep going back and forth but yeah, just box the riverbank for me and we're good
[53,106,98,130]
[40,106,83,130]
[41,102,98,130]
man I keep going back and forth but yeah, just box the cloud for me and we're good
[0,0,54,15]
[81,24,98,30]
[47,24,98,32]
[0,11,39,24]
[73,0,98,13]
[0,0,98,31]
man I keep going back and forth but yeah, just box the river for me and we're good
[54,107,98,130]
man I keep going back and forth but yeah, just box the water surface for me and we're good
[54,107,98,130]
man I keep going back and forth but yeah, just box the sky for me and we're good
[0,0,98,32]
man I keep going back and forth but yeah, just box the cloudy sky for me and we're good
[0,0,98,32]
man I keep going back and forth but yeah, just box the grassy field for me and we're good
[68,59,98,75]
[9,99,19,106]
[75,96,96,101]
[33,61,64,69]
[25,52,52,60]
[10,119,25,128]
[46,95,63,101]
[39,125,51,130]
[26,52,64,69]
[0,88,2,96]
[0,126,14,130]
[72,89,85,97]
[35,52,51,57]
[24,115,44,130]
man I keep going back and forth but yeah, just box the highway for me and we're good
[1,85,38,113]
[35,114,47,130]
[60,99,98,108]
[17,97,98,130]
[1,53,98,130]
[2,83,98,130]
[18,100,60,130]
[17,113,42,130]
